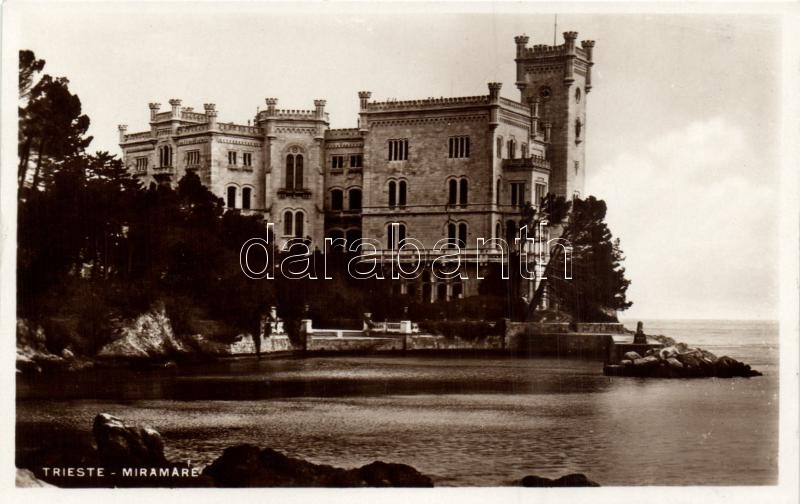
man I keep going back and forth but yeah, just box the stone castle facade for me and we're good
[118,32,595,302]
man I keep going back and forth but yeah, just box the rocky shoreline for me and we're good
[605,333,762,378]
[17,414,599,488]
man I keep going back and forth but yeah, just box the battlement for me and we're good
[326,128,361,138]
[498,96,530,114]
[514,31,595,63]
[121,131,152,143]
[364,95,490,112]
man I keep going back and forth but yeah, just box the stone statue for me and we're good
[633,321,647,344]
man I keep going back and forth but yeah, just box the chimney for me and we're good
[118,124,128,143]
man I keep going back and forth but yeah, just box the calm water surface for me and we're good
[17,319,778,486]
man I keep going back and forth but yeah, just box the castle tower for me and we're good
[514,32,595,198]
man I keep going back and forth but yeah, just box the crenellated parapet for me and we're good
[365,95,489,112]
[326,128,361,138]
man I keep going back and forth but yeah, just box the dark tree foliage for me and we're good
[532,196,633,322]
[479,193,572,320]
[18,50,92,191]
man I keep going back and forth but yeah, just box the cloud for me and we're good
[586,117,778,320]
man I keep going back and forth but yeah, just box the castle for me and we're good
[118,32,595,303]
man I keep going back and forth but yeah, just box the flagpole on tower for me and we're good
[554,14,558,45]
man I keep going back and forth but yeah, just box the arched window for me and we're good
[458,223,468,247]
[159,145,173,167]
[448,179,458,206]
[285,155,294,190]
[506,219,517,244]
[459,179,468,207]
[346,229,362,250]
[495,222,502,240]
[227,186,237,208]
[452,281,463,300]
[575,118,583,142]
[496,178,501,206]
[387,223,406,249]
[398,181,407,207]
[331,189,343,211]
[388,181,397,208]
[507,139,516,159]
[447,223,457,248]
[295,155,303,189]
[328,229,345,251]
[283,210,293,236]
[285,153,304,190]
[496,137,503,159]
[242,187,251,210]
[348,188,362,210]
[294,211,304,238]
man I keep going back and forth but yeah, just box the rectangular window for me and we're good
[388,139,409,161]
[228,151,237,165]
[535,183,546,206]
[331,155,344,170]
[510,182,526,207]
[350,154,363,168]
[448,136,470,159]
[135,157,148,172]
[186,150,200,166]
[242,153,252,167]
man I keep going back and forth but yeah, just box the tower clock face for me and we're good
[538,86,552,100]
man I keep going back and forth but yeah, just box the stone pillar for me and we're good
[358,91,371,110]
[563,32,578,85]
[149,102,161,121]
[488,82,502,127]
[313,99,326,140]
[169,98,182,118]
[581,40,596,93]
[169,98,182,135]
[265,97,277,116]
[543,122,552,143]
[117,124,128,143]
[514,35,530,98]
[204,103,217,130]
[358,91,372,134]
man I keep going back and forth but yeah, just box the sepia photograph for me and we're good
[3,1,799,502]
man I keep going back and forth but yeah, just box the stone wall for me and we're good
[574,322,625,334]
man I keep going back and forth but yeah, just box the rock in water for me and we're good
[634,356,659,367]
[202,444,433,487]
[521,473,600,487]
[666,357,684,369]
[97,303,188,358]
[623,351,641,361]
[92,413,167,467]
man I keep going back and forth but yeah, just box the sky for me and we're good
[11,4,783,320]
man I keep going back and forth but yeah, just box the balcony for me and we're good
[278,188,312,199]
[152,165,175,176]
[502,155,550,172]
